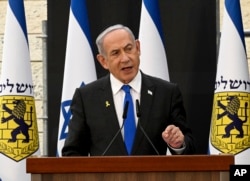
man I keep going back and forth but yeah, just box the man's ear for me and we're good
[97,54,108,70]
[135,39,141,56]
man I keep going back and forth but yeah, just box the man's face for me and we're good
[97,29,140,84]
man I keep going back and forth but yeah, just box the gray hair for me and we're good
[95,24,136,55]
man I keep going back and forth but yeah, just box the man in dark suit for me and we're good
[62,24,196,156]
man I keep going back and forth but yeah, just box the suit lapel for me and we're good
[132,73,155,153]
[99,75,127,154]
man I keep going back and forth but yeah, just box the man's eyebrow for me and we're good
[124,43,133,48]
[110,48,119,54]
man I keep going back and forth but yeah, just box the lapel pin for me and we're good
[147,90,153,95]
[105,101,110,107]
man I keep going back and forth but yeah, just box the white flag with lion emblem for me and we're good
[208,0,250,164]
[0,0,40,180]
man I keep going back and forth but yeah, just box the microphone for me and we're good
[136,99,160,155]
[102,101,129,156]
[123,101,129,119]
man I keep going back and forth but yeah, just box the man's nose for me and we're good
[120,51,129,62]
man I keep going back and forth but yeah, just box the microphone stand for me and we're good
[102,101,129,156]
[136,99,160,155]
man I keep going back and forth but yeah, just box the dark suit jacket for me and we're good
[62,72,196,156]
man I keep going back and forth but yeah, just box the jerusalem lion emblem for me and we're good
[210,92,250,155]
[0,96,39,161]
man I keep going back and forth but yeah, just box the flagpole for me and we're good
[36,20,48,156]
[38,20,48,156]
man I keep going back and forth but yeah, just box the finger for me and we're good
[169,129,183,142]
[163,126,178,140]
[167,127,179,137]
[164,125,176,135]
[169,135,184,148]
[165,125,175,132]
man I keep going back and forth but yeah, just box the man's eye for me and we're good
[111,51,119,56]
[125,46,132,52]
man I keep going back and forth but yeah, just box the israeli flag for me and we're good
[0,0,40,180]
[209,0,250,164]
[139,0,169,81]
[57,0,97,156]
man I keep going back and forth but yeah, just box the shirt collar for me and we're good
[110,71,141,95]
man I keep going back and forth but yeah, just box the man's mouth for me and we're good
[122,66,132,71]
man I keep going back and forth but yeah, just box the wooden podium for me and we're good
[26,155,234,181]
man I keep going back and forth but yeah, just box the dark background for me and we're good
[47,0,217,156]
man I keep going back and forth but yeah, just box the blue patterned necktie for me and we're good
[122,85,136,155]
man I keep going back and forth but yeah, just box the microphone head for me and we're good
[123,101,129,119]
[136,99,141,117]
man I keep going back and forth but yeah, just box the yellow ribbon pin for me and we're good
[105,101,110,107]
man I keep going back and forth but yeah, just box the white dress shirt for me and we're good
[110,71,141,137]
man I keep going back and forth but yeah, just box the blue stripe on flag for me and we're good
[143,0,165,44]
[225,0,246,49]
[71,0,92,46]
[9,0,28,42]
